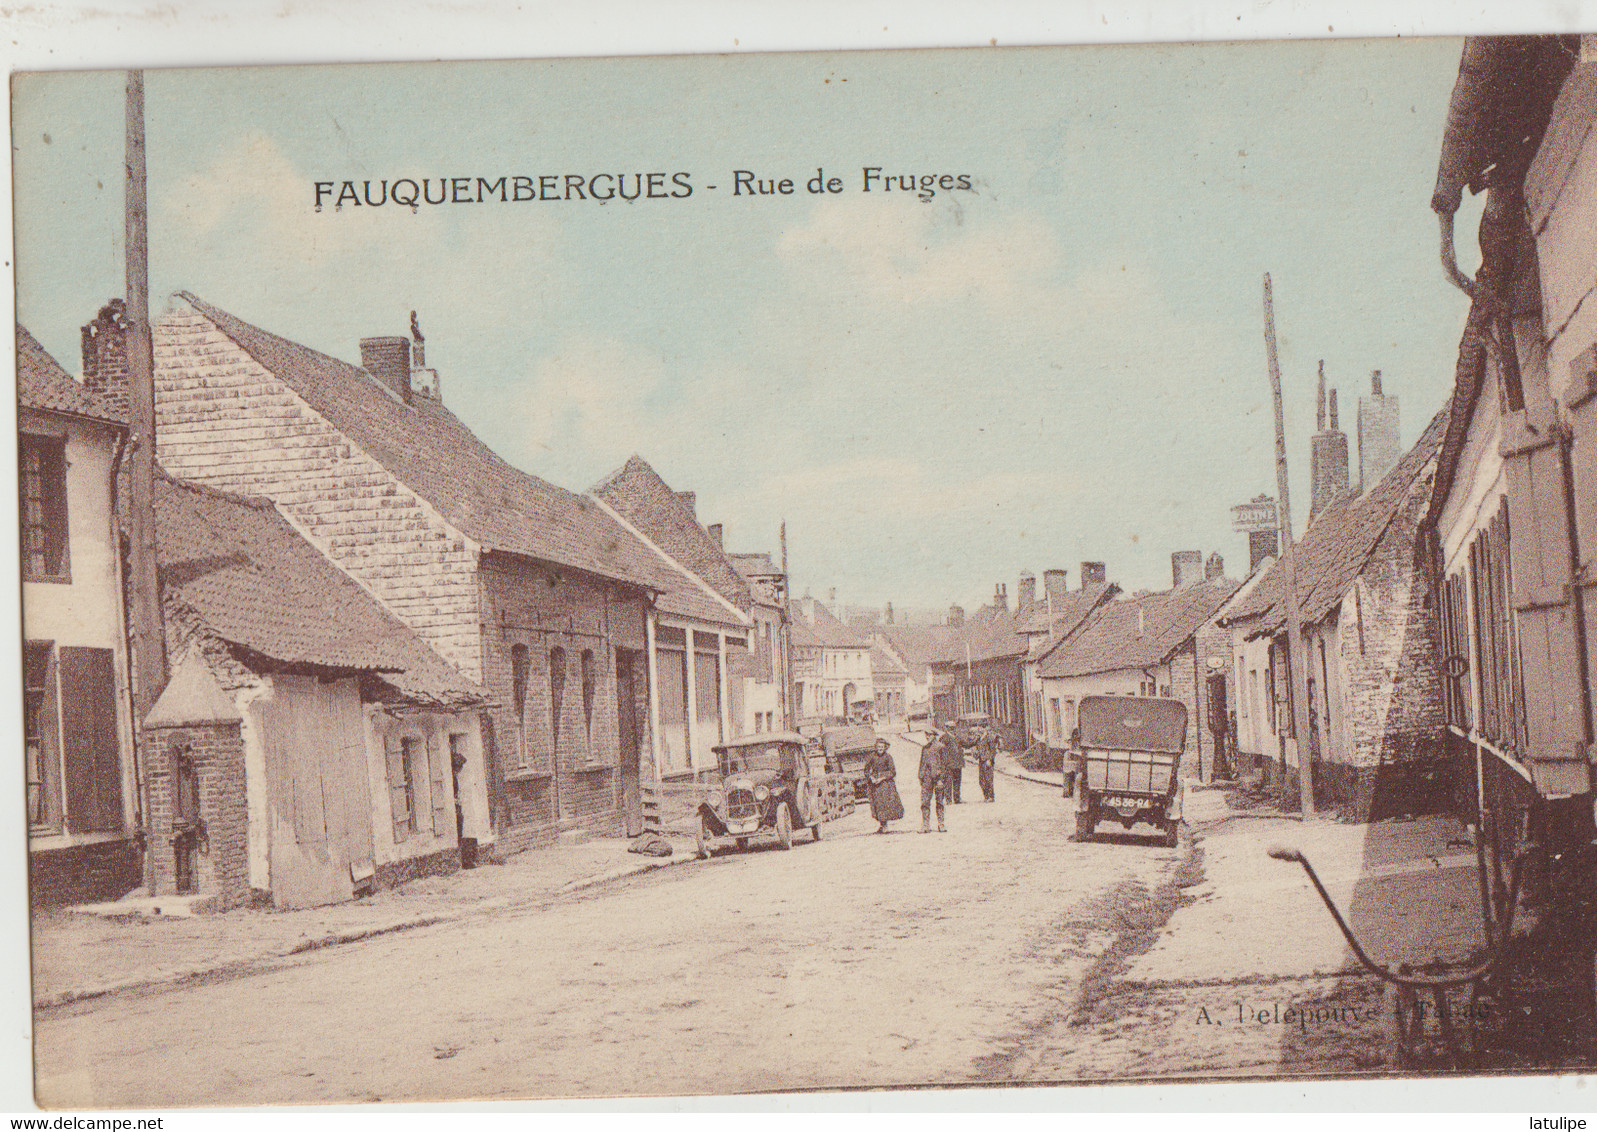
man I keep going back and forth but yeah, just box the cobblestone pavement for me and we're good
[31,772,1492,1107]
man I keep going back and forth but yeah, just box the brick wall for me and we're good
[144,722,251,911]
[1167,641,1203,780]
[479,556,648,852]
[29,839,142,908]
[152,308,482,681]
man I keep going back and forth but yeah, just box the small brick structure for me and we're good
[28,839,143,909]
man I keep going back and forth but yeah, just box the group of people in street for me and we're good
[861,722,1001,835]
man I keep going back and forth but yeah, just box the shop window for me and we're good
[20,435,69,582]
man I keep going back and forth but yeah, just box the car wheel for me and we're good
[696,816,713,860]
[776,802,793,850]
[736,838,749,850]
[811,820,822,843]
[1160,821,1180,849]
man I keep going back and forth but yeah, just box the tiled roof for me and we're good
[587,494,747,629]
[155,471,485,708]
[1038,578,1240,680]
[881,624,963,669]
[1426,303,1492,533]
[788,600,870,648]
[728,552,780,577]
[591,455,752,614]
[1222,405,1450,636]
[870,644,907,677]
[1025,583,1124,663]
[173,295,678,593]
[16,326,122,426]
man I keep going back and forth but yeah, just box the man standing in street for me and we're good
[918,731,948,833]
[976,724,998,803]
[944,724,967,804]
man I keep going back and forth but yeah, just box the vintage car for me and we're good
[820,724,879,801]
[1071,695,1186,848]
[953,711,993,751]
[695,732,855,858]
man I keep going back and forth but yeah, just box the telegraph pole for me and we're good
[1262,274,1315,815]
[780,520,793,729]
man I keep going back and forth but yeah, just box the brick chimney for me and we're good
[676,492,696,517]
[1249,528,1279,574]
[1171,550,1202,588]
[1079,561,1107,589]
[1205,552,1225,581]
[948,604,965,627]
[408,311,439,402]
[81,300,130,419]
[360,336,413,404]
[1043,568,1068,601]
[707,523,723,548]
[992,582,1008,611]
[1357,369,1401,493]
[1017,571,1037,610]
[884,602,894,625]
[1309,363,1349,520]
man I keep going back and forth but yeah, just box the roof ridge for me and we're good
[154,464,277,510]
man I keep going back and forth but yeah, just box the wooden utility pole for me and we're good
[1261,273,1316,816]
[126,70,167,722]
[780,520,793,729]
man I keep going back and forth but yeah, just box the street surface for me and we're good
[34,774,1413,1107]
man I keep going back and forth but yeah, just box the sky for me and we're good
[10,39,1483,614]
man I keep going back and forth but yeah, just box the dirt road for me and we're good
[38,774,1208,1106]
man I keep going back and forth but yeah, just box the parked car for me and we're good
[953,711,992,751]
[695,733,855,858]
[821,724,879,800]
[1071,695,1186,848]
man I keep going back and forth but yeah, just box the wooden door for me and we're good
[253,677,376,909]
[616,650,643,836]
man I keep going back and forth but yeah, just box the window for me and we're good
[581,648,597,755]
[388,736,420,842]
[24,642,60,830]
[20,436,69,582]
[510,644,530,769]
[549,647,568,764]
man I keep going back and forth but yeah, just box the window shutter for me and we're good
[428,736,450,837]
[385,736,409,843]
[1500,407,1589,794]
[58,647,121,833]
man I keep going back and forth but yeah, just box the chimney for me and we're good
[1358,369,1401,493]
[1079,561,1107,589]
[407,311,440,402]
[707,523,723,548]
[884,602,895,625]
[1309,367,1349,520]
[948,604,965,627]
[993,582,1008,611]
[676,491,696,517]
[360,336,413,404]
[81,300,131,420]
[1043,568,1069,600]
[1017,571,1036,610]
[1171,550,1203,588]
[1205,552,1225,581]
[827,587,837,604]
[1248,528,1279,574]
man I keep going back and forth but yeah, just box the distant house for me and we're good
[1012,571,1120,746]
[18,326,140,907]
[147,472,487,910]
[1036,577,1240,776]
[869,644,909,722]
[788,598,872,722]
[141,295,679,853]
[590,456,756,775]
[726,551,792,734]
[1218,406,1451,818]
[876,622,960,719]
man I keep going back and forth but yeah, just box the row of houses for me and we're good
[22,295,797,911]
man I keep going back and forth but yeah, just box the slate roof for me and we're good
[1221,405,1450,637]
[1038,578,1240,680]
[174,295,678,593]
[591,455,752,617]
[155,471,485,708]
[16,326,122,426]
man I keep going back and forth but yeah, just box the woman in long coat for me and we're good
[863,738,904,833]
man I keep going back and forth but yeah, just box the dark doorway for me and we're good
[616,649,643,836]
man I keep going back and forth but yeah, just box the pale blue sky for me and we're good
[12,39,1479,611]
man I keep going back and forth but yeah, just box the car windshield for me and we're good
[721,746,786,776]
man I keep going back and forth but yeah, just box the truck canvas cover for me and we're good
[1078,696,1187,753]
